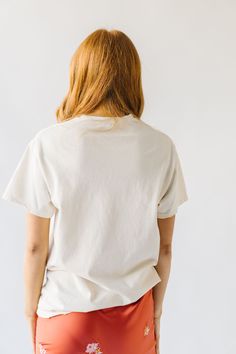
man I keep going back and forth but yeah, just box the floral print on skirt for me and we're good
[35,287,157,354]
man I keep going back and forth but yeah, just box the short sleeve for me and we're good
[157,140,188,219]
[1,139,56,218]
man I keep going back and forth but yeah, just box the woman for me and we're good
[2,29,188,354]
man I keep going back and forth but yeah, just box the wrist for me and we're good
[154,310,162,319]
[24,310,37,319]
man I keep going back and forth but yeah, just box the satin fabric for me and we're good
[35,287,157,354]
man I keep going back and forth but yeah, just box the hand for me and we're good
[25,313,38,354]
[154,316,161,354]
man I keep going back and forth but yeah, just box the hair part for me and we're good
[56,28,144,123]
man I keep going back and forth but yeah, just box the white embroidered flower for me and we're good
[85,342,103,353]
[39,343,47,354]
[144,325,150,336]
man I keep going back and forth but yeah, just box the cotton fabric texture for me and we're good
[35,287,156,354]
[2,113,188,318]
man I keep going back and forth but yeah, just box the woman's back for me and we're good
[2,28,189,353]
[2,112,188,318]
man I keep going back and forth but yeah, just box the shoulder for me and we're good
[28,119,73,151]
[30,122,60,144]
[139,119,175,151]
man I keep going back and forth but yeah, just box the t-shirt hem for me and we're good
[36,276,161,318]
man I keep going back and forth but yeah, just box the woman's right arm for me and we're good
[153,215,176,353]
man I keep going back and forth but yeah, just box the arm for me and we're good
[153,215,175,352]
[153,215,175,318]
[23,212,50,352]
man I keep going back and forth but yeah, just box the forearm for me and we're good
[153,248,172,319]
[23,249,47,318]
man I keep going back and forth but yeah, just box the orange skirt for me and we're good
[35,287,157,354]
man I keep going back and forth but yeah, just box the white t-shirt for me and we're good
[2,113,188,318]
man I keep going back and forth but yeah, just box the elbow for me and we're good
[159,244,172,256]
[25,244,47,255]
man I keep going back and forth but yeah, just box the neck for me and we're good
[88,107,127,118]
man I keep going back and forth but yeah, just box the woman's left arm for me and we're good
[23,212,50,352]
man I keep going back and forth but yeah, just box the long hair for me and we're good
[56,29,144,124]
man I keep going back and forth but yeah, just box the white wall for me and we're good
[0,1,235,353]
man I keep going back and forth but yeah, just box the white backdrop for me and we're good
[0,1,235,353]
